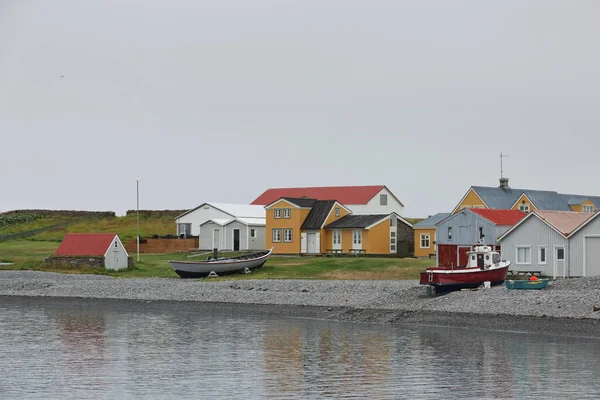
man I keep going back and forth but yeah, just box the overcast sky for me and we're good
[1,1,599,217]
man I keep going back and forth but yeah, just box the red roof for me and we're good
[54,233,118,256]
[252,185,403,206]
[470,209,526,226]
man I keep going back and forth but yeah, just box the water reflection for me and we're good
[1,300,600,399]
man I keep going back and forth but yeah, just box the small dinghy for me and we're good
[168,248,273,278]
[505,278,549,290]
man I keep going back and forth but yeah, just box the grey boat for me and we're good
[168,248,273,278]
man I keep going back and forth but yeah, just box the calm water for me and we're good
[1,300,599,399]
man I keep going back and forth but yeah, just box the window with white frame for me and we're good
[538,246,547,264]
[583,205,595,212]
[518,204,530,213]
[283,228,292,242]
[274,209,281,219]
[353,229,362,244]
[250,229,257,238]
[447,227,452,241]
[332,230,341,244]
[380,194,388,205]
[283,209,291,219]
[335,208,340,217]
[272,228,281,242]
[516,246,531,264]
[420,234,430,248]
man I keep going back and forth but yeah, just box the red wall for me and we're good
[438,244,501,267]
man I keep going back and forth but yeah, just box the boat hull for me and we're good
[505,278,549,290]
[419,264,510,291]
[168,249,272,278]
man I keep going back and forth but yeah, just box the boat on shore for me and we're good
[505,278,549,290]
[419,243,510,296]
[168,248,273,278]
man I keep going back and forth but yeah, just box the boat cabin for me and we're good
[465,245,501,269]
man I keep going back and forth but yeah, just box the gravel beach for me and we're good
[1,271,599,337]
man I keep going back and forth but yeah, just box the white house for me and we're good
[498,210,600,278]
[250,185,404,216]
[175,202,266,250]
[53,233,129,271]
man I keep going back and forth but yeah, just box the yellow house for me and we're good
[412,213,450,258]
[265,197,414,255]
[451,178,599,215]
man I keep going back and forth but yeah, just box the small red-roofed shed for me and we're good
[54,233,129,270]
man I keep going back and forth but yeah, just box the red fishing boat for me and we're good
[420,243,510,296]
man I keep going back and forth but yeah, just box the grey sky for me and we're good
[1,0,599,217]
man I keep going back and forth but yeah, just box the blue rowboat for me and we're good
[505,278,549,290]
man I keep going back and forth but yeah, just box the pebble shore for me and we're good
[1,271,599,337]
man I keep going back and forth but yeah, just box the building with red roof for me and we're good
[431,208,526,267]
[53,233,129,270]
[252,185,404,216]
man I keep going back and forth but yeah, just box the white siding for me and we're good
[223,220,267,251]
[435,210,501,246]
[499,216,567,277]
[566,215,600,277]
[200,222,226,250]
[348,188,404,216]
[176,206,232,237]
[103,236,128,271]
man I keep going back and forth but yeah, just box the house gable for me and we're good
[510,193,536,213]
[451,188,489,214]
[321,201,352,228]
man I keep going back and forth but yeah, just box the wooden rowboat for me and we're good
[505,278,549,290]
[168,248,273,278]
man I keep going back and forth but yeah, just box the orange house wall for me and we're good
[414,228,436,258]
[511,194,536,212]
[453,189,487,214]
[366,219,389,254]
[265,200,310,254]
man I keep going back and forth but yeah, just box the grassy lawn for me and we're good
[0,240,435,280]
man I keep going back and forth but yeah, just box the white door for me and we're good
[352,229,362,250]
[554,246,565,278]
[315,232,321,253]
[213,229,220,250]
[301,232,307,253]
[332,230,342,250]
[585,237,600,276]
[307,232,317,254]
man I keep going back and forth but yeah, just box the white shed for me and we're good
[498,211,600,278]
[53,233,129,271]
[199,217,266,251]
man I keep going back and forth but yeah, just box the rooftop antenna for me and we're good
[500,152,510,179]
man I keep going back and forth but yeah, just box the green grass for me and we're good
[0,240,435,280]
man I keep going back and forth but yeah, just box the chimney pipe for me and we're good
[499,177,509,189]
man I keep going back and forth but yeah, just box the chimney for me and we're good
[499,177,510,189]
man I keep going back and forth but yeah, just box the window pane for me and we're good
[540,247,546,262]
[557,248,564,260]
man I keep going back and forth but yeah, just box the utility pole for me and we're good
[136,179,140,262]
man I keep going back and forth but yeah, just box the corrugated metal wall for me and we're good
[499,216,567,276]
[567,216,600,277]
[436,210,499,245]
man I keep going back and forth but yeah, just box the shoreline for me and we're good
[1,270,599,338]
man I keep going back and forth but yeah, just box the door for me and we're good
[585,237,600,276]
[332,230,342,250]
[301,233,307,253]
[554,246,565,278]
[458,246,471,266]
[233,229,240,251]
[213,229,220,250]
[352,229,362,250]
[307,232,317,254]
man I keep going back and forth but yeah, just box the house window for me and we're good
[538,246,547,264]
[478,227,484,240]
[380,194,388,206]
[250,229,257,238]
[391,244,396,251]
[420,234,430,249]
[583,205,595,213]
[353,230,362,244]
[557,248,565,260]
[272,229,281,242]
[284,229,293,242]
[333,230,341,244]
[115,241,118,248]
[516,246,532,264]
[390,238,396,245]
[335,208,340,217]
[274,209,281,219]
[518,204,530,213]
[178,223,191,236]
[283,209,291,219]
[391,231,396,238]
[447,227,452,241]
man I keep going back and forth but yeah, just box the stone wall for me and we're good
[397,222,415,257]
[45,256,133,269]
[124,238,199,254]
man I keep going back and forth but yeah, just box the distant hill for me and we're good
[0,209,183,242]
[405,217,425,225]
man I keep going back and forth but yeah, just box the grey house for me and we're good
[199,217,266,251]
[435,208,526,267]
[498,210,600,278]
